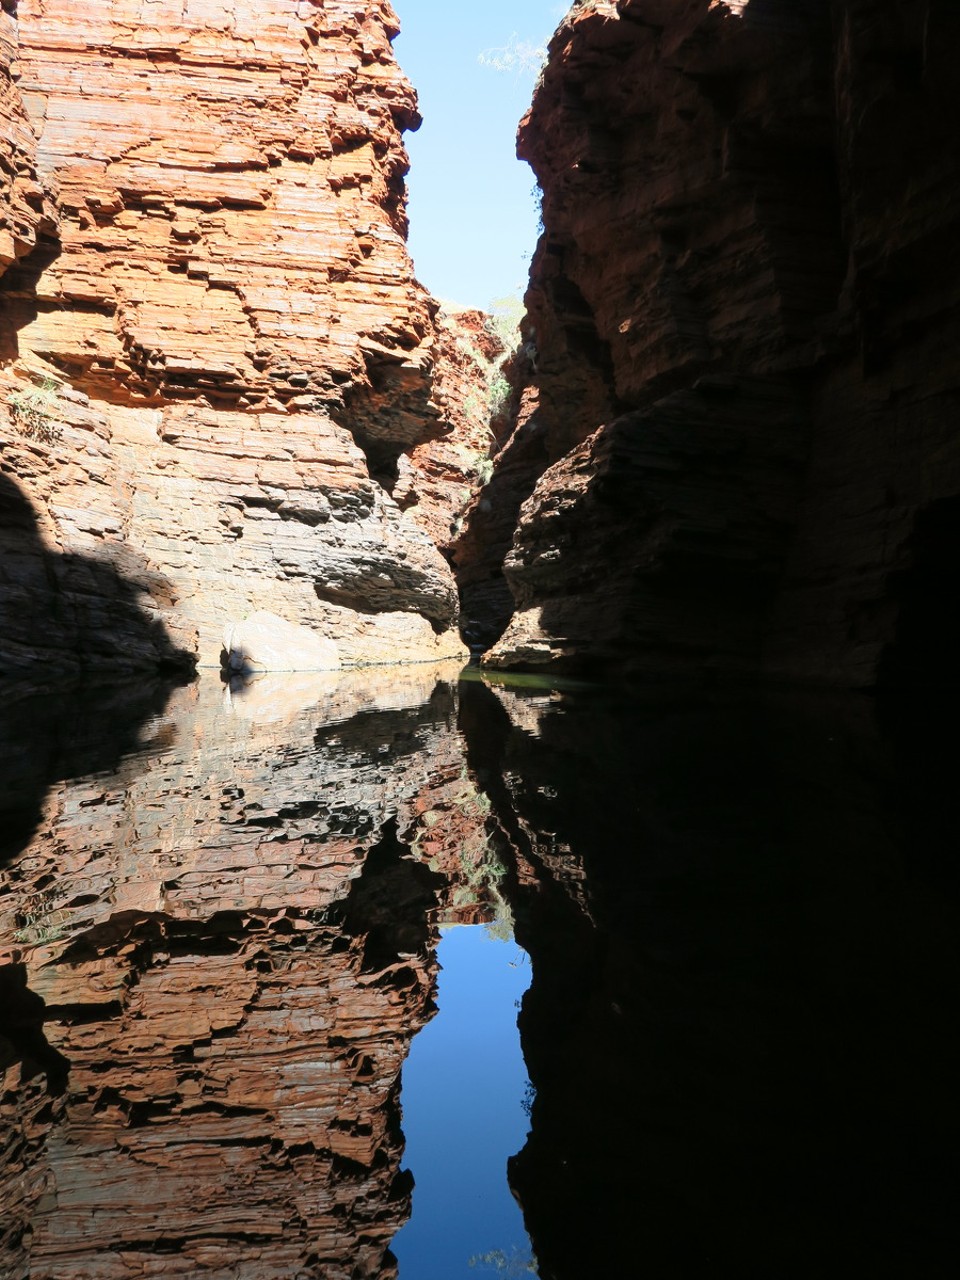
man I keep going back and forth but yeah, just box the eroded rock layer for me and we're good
[0,667,498,1279]
[0,0,488,675]
[477,0,960,687]
[0,0,53,277]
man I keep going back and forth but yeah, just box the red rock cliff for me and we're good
[0,0,52,277]
[477,0,960,688]
[0,0,487,675]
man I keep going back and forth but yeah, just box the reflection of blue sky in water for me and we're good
[393,926,537,1279]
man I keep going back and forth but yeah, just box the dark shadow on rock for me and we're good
[0,221,62,365]
[0,469,195,867]
[461,677,960,1279]
[338,818,445,975]
[451,413,550,654]
[878,495,960,690]
[0,963,69,1096]
[0,471,196,683]
[0,679,187,868]
[482,380,808,681]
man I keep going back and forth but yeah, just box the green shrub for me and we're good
[8,375,62,444]
[486,293,525,351]
[488,370,512,417]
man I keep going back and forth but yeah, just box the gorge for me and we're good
[4,0,958,690]
[3,1,960,1278]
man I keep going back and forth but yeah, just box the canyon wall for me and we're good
[465,0,960,687]
[0,0,489,679]
[0,0,51,277]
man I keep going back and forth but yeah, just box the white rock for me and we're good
[222,611,341,673]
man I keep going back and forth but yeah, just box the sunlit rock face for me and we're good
[481,0,960,687]
[397,308,506,562]
[0,667,497,1280]
[0,0,54,277]
[464,676,960,1278]
[0,0,490,674]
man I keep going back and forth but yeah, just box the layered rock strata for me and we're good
[0,0,53,276]
[396,307,505,559]
[0,0,490,676]
[473,0,960,687]
[0,666,497,1279]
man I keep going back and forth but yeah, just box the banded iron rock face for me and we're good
[0,668,497,1280]
[470,0,960,688]
[0,0,494,676]
[0,0,53,276]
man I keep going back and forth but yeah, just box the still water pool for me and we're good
[393,926,534,1279]
[1,664,959,1279]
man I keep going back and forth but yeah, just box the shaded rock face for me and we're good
[476,0,960,687]
[0,467,198,681]
[0,0,490,673]
[463,677,960,1278]
[452,359,548,655]
[0,666,497,1279]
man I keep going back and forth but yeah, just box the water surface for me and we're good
[393,926,534,1279]
[2,668,959,1279]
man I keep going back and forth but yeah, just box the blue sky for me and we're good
[392,1,566,311]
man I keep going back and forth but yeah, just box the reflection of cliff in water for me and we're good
[0,678,186,866]
[0,664,492,1280]
[464,678,960,1279]
[4,665,960,1279]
